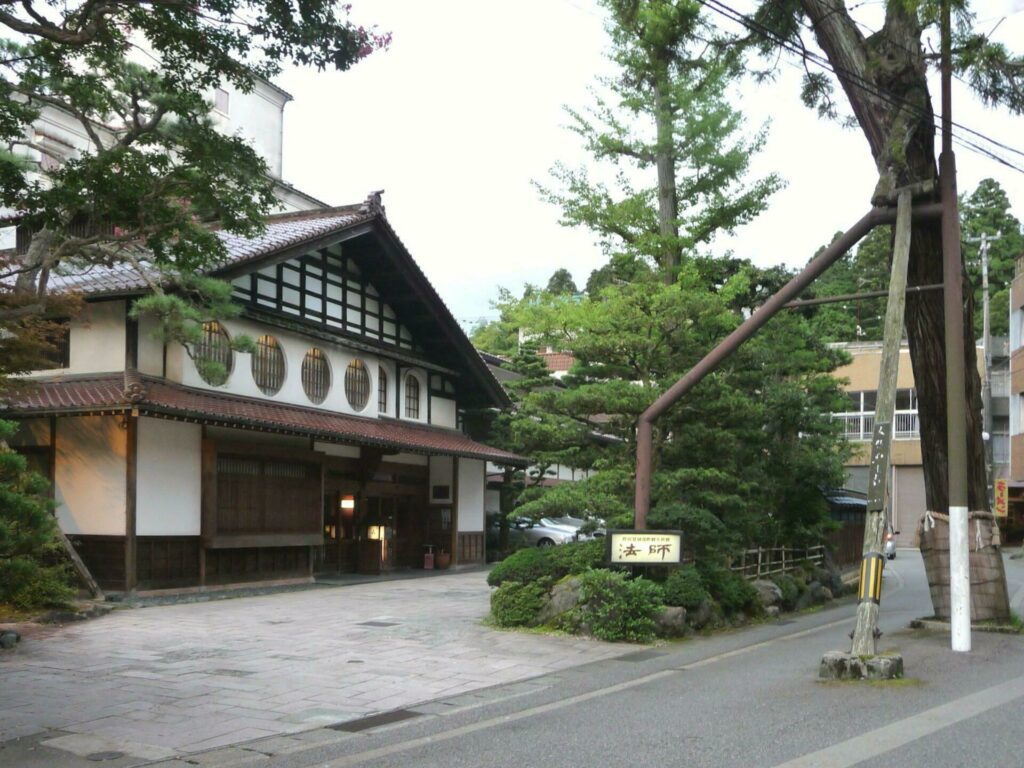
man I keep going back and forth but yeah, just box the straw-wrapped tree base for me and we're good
[918,511,1010,621]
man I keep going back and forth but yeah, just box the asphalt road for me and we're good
[225,549,1024,768]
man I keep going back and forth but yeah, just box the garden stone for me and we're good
[815,564,843,596]
[765,606,780,619]
[0,630,20,650]
[796,581,829,610]
[688,599,715,630]
[819,650,904,680]
[752,579,783,608]
[655,606,687,637]
[536,577,582,625]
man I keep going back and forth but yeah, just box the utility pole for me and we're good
[940,0,971,653]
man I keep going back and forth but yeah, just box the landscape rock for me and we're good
[819,650,904,680]
[0,630,21,650]
[655,606,688,637]
[765,606,780,619]
[797,581,830,610]
[536,577,582,625]
[752,579,783,608]
[688,599,716,630]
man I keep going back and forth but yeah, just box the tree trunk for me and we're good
[800,0,1009,618]
[653,77,680,282]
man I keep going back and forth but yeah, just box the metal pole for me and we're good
[632,203,942,526]
[941,0,971,653]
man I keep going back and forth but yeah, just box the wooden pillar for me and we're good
[124,413,138,593]
[199,437,217,586]
[451,456,459,566]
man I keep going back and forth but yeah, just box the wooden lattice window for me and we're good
[378,367,388,414]
[405,375,420,419]
[196,321,233,385]
[40,322,70,369]
[345,359,370,411]
[301,348,331,404]
[252,335,285,395]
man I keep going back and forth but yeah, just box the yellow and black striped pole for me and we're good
[858,552,885,605]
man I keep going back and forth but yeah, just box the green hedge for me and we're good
[697,563,760,617]
[662,566,710,610]
[576,569,663,643]
[490,581,548,627]
[487,539,605,587]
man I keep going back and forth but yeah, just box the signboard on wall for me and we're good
[994,479,1008,517]
[607,530,683,565]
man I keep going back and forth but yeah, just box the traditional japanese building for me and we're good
[6,197,525,593]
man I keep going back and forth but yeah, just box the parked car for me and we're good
[512,517,583,547]
[544,515,606,538]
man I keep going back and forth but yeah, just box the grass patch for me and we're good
[0,603,38,623]
[820,677,924,688]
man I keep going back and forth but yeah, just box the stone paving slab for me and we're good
[0,570,623,763]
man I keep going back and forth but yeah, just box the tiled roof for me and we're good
[48,207,373,295]
[6,373,527,465]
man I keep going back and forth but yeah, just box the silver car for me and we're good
[512,517,581,547]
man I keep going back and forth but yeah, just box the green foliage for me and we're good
[771,573,801,611]
[0,420,74,610]
[546,268,579,295]
[490,581,547,628]
[0,0,387,389]
[575,569,664,643]
[697,563,759,617]
[662,566,710,610]
[486,539,606,588]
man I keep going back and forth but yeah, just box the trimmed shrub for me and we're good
[697,563,760,617]
[487,539,605,587]
[662,566,710,610]
[576,569,664,643]
[771,573,801,611]
[490,581,547,627]
[0,558,74,611]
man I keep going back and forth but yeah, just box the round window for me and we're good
[345,359,370,411]
[252,335,285,395]
[196,321,233,386]
[301,348,331,404]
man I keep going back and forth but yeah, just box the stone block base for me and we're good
[819,650,904,681]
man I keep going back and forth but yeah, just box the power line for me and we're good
[697,0,1024,175]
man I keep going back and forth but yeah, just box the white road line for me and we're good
[769,673,1024,768]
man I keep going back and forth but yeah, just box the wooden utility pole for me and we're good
[851,189,912,655]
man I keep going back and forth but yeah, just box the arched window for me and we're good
[405,375,420,419]
[252,335,285,395]
[196,321,233,386]
[301,348,331,404]
[378,366,388,414]
[345,359,370,411]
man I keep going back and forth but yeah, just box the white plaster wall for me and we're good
[174,318,433,425]
[388,452,428,466]
[137,314,165,376]
[457,459,485,532]
[315,442,361,458]
[135,418,202,536]
[54,416,126,535]
[429,455,453,503]
[68,300,125,374]
[430,396,457,429]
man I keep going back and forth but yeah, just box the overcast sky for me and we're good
[275,0,1024,330]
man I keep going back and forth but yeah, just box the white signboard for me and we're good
[607,530,683,565]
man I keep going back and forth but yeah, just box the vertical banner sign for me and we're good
[858,552,885,604]
[994,479,1008,518]
[607,531,683,565]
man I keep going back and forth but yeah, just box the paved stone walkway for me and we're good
[0,571,622,761]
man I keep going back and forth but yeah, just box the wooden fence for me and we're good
[730,545,826,580]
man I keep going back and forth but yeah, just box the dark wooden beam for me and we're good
[124,413,138,593]
[451,456,459,567]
